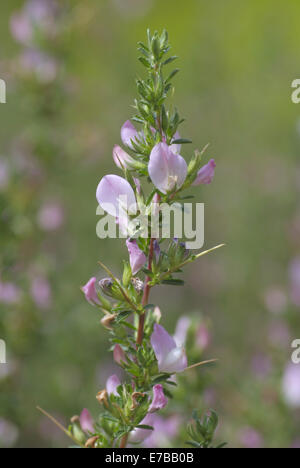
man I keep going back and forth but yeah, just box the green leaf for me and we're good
[136,425,154,431]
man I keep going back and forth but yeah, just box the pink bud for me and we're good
[121,120,139,148]
[113,344,126,366]
[81,277,101,306]
[126,239,147,275]
[106,374,121,396]
[148,384,168,413]
[113,145,135,169]
[148,143,187,194]
[79,409,94,433]
[151,324,187,374]
[192,159,216,185]
[96,174,137,219]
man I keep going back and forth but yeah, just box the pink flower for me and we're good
[129,413,155,444]
[143,415,180,448]
[30,277,52,310]
[0,282,21,305]
[37,201,64,231]
[10,12,33,44]
[192,159,216,185]
[196,324,211,350]
[106,374,121,396]
[121,120,140,148]
[239,427,263,449]
[96,175,137,219]
[18,49,58,84]
[113,344,126,366]
[289,258,300,307]
[151,324,187,374]
[148,385,168,413]
[81,277,101,306]
[148,143,187,194]
[79,409,94,433]
[282,363,300,407]
[126,239,147,275]
[113,145,136,169]
[0,160,9,191]
[174,316,191,347]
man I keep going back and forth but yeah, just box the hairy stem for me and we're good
[137,238,155,345]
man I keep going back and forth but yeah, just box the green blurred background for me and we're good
[1,0,300,448]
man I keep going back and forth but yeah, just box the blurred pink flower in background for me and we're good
[10,0,58,45]
[268,321,290,348]
[251,353,272,379]
[289,258,300,307]
[17,49,59,84]
[196,323,212,350]
[0,419,19,448]
[30,276,52,310]
[0,282,21,305]
[263,286,287,315]
[0,159,9,191]
[282,363,300,408]
[144,415,180,448]
[239,427,263,448]
[37,201,64,232]
[174,316,191,347]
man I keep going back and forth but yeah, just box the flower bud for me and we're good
[81,277,101,306]
[192,159,216,185]
[148,384,168,413]
[99,278,124,301]
[126,239,147,275]
[79,409,94,433]
[113,344,126,366]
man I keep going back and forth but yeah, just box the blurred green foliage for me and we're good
[0,0,300,448]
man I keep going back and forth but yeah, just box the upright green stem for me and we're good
[137,237,155,346]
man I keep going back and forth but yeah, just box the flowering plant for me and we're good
[40,29,224,449]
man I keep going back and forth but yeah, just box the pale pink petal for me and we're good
[96,174,137,218]
[148,384,168,413]
[79,409,94,433]
[192,159,216,186]
[82,277,100,306]
[106,374,121,396]
[126,239,147,275]
[113,145,135,169]
[148,143,187,194]
[121,120,139,148]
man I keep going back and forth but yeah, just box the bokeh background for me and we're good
[1,0,300,448]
